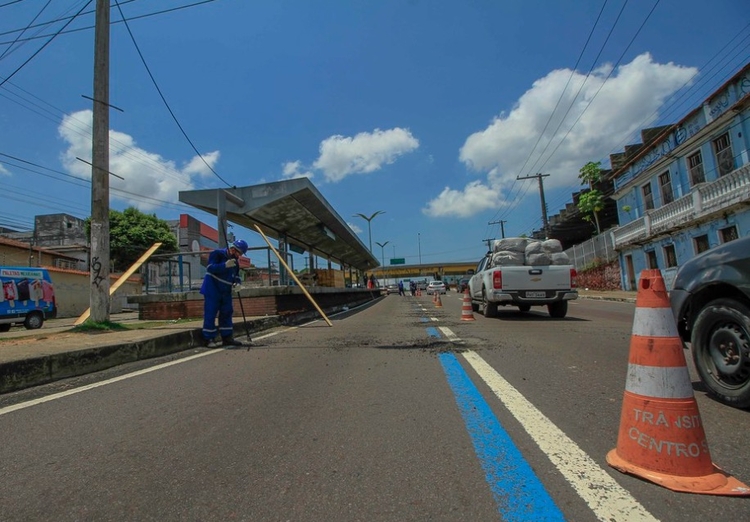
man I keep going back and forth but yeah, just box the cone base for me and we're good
[607,449,750,496]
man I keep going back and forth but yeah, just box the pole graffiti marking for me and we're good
[91,257,105,288]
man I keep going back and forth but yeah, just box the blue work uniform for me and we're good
[201,248,240,342]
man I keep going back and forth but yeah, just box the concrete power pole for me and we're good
[90,0,110,322]
[517,173,550,239]
[488,219,506,238]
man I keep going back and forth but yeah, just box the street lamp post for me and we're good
[418,232,422,275]
[353,210,385,252]
[376,240,389,284]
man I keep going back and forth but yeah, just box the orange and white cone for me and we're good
[460,289,475,321]
[606,269,750,495]
[435,292,443,308]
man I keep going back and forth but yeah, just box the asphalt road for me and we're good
[1,294,749,521]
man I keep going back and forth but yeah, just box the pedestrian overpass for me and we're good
[374,261,477,286]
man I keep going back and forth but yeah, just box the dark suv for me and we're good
[670,235,750,408]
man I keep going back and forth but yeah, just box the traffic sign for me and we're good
[390,258,405,265]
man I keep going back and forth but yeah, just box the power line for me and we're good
[0,0,218,44]
[0,1,93,90]
[113,0,232,187]
[0,0,53,63]
[515,0,616,184]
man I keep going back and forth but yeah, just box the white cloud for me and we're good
[281,160,315,180]
[347,222,363,234]
[423,180,506,218]
[427,53,698,218]
[0,163,9,176]
[58,110,218,211]
[312,127,419,182]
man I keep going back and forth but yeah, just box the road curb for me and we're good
[0,305,358,395]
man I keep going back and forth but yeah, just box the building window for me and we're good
[659,171,674,205]
[713,133,734,177]
[687,151,705,185]
[642,182,654,210]
[646,250,658,269]
[694,234,710,254]
[719,225,738,243]
[663,244,677,268]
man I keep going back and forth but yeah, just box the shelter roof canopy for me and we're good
[179,178,379,271]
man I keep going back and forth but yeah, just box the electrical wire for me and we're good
[0,0,93,89]
[0,0,53,63]
[113,0,232,187]
[0,0,218,45]
[488,1,629,233]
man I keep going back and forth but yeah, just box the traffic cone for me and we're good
[460,289,475,321]
[435,292,443,308]
[606,269,750,496]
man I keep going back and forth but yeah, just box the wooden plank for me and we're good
[74,242,163,325]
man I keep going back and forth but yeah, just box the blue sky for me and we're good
[1,0,749,268]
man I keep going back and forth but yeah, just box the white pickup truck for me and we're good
[468,238,578,318]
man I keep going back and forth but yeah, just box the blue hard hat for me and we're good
[232,239,248,255]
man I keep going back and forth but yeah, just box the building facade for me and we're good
[611,62,750,290]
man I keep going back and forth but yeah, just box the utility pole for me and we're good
[488,219,506,238]
[517,173,550,239]
[90,0,110,323]
[482,238,497,251]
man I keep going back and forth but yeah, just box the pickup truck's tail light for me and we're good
[493,270,502,289]
[570,268,578,289]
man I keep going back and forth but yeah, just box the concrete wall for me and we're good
[47,268,142,318]
[130,286,378,321]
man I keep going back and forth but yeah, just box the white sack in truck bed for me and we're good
[550,252,570,265]
[542,239,563,253]
[493,237,529,253]
[525,252,552,266]
[491,251,525,266]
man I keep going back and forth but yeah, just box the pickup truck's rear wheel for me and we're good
[482,289,497,318]
[691,298,750,408]
[0,323,11,332]
[547,301,568,318]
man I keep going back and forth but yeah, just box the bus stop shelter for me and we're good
[178,178,379,283]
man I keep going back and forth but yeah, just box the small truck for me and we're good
[467,238,578,318]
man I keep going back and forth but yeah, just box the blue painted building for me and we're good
[610,62,750,290]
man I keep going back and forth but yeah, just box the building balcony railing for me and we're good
[613,163,750,248]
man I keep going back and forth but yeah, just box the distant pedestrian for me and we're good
[368,274,375,289]
[410,281,416,296]
[398,280,404,296]
[200,239,248,347]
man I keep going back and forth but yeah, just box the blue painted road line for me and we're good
[426,326,441,338]
[420,317,429,323]
[438,352,565,522]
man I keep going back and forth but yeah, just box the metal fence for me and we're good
[564,231,618,271]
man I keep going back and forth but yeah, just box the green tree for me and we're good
[577,161,605,234]
[86,207,179,271]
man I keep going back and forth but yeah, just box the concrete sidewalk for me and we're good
[0,310,305,394]
[0,290,635,395]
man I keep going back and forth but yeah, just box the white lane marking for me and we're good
[439,326,459,342]
[0,301,378,416]
[462,351,659,522]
